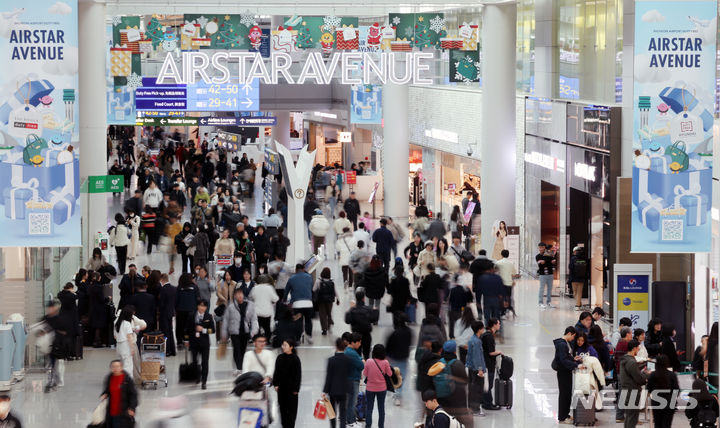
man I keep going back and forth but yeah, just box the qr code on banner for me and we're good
[661,219,683,241]
[28,212,52,235]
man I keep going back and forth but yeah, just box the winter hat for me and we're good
[314,208,323,215]
[442,340,457,353]
[424,240,434,247]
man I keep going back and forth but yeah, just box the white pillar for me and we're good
[79,0,108,261]
[382,83,410,224]
[480,2,517,252]
[273,111,291,149]
[534,0,558,99]
[621,0,636,178]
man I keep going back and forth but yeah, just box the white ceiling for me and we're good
[105,0,479,17]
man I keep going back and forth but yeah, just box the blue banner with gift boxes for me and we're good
[0,0,80,247]
[631,1,716,253]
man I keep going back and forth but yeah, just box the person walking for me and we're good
[184,299,214,389]
[494,249,518,317]
[447,278,473,340]
[285,264,315,344]
[388,262,411,322]
[194,265,214,307]
[110,213,131,274]
[309,208,331,251]
[175,273,199,351]
[174,222,194,274]
[473,262,504,328]
[42,300,69,392]
[241,334,275,382]
[344,333,365,427]
[647,354,679,428]
[337,227,357,289]
[343,192,361,230]
[113,306,136,379]
[221,288,259,372]
[273,338,301,428]
[372,218,395,270]
[417,264,443,314]
[551,326,582,424]
[386,312,412,406]
[481,318,502,410]
[536,242,556,308]
[314,268,339,336]
[158,274,177,357]
[466,320,487,416]
[385,217,405,259]
[619,340,650,428]
[568,246,588,310]
[345,289,379,360]
[326,177,340,218]
[361,256,387,312]
[248,274,279,337]
[363,344,392,428]
[323,337,352,428]
[101,360,138,428]
[127,209,141,260]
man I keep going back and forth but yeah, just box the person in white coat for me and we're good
[143,180,163,210]
[242,333,276,383]
[308,209,330,252]
[579,355,606,410]
[109,213,131,274]
[248,274,279,337]
[114,306,136,378]
[333,211,353,237]
[127,210,141,260]
[337,227,357,289]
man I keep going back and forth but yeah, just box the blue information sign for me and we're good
[135,78,260,112]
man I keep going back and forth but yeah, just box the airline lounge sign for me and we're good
[156,51,434,85]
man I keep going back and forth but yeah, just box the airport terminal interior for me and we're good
[0,0,718,427]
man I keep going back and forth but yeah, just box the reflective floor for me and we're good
[7,163,694,427]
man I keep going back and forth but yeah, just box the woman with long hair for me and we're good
[660,324,682,372]
[454,307,476,363]
[647,354,679,428]
[114,306,136,378]
[436,238,459,274]
[448,205,464,239]
[491,221,507,261]
[646,318,664,357]
[175,273,199,349]
[363,344,392,428]
[88,271,108,348]
[86,247,107,271]
[273,338,302,428]
[589,324,612,372]
[109,213,130,274]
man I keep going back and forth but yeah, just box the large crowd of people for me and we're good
[24,126,718,428]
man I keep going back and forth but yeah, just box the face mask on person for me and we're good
[194,269,200,275]
[235,258,242,265]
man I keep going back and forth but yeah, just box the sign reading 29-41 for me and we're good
[631,0,716,253]
[0,1,81,247]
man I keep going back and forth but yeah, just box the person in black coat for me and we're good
[388,263,411,319]
[414,199,429,219]
[57,282,80,358]
[345,290,379,360]
[551,327,583,424]
[129,283,157,348]
[88,274,109,348]
[253,226,271,268]
[361,257,388,312]
[343,193,361,230]
[659,324,682,372]
[418,266,444,308]
[184,299,215,389]
[101,360,138,428]
[323,337,352,428]
[118,265,145,310]
[75,269,90,321]
[273,338,302,428]
[372,219,395,269]
[158,274,177,356]
[647,354,679,428]
[175,273,200,349]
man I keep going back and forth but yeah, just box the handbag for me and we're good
[412,265,422,277]
[373,359,395,392]
[214,304,226,317]
[323,397,336,419]
[313,399,328,419]
[90,399,107,425]
[216,342,227,360]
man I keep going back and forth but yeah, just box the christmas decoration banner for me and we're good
[449,50,480,83]
[0,0,81,247]
[283,16,359,50]
[184,14,254,50]
[388,13,447,49]
[631,0,716,253]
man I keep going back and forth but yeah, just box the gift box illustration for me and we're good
[390,39,412,52]
[271,27,298,53]
[119,28,145,54]
[0,157,80,206]
[440,38,463,50]
[0,79,55,125]
[3,175,40,220]
[336,26,359,50]
[458,23,478,51]
[110,47,132,77]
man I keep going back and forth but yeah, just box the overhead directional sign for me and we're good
[135,78,260,112]
[136,117,199,126]
[198,116,277,127]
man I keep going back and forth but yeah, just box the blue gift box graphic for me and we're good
[0,157,79,205]
[637,193,664,232]
[3,176,40,220]
[632,166,711,208]
[46,186,76,225]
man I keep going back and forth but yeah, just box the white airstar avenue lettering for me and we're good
[156,51,434,85]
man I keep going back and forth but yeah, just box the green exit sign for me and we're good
[88,175,124,193]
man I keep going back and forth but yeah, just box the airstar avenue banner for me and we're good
[631,0,716,253]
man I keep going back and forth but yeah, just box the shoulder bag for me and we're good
[373,359,395,392]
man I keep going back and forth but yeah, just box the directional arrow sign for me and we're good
[242,98,254,109]
[136,117,199,126]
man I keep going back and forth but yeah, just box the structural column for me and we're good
[533,0,558,99]
[273,111,291,149]
[79,0,108,261]
[480,2,517,252]
[382,83,410,224]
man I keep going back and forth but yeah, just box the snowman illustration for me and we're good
[162,28,178,51]
[248,25,262,50]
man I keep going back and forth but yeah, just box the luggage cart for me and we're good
[238,388,270,427]
[140,335,168,389]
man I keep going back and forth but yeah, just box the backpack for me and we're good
[434,409,464,428]
[572,259,588,280]
[498,355,514,380]
[317,279,335,303]
[432,358,457,398]
[695,402,717,426]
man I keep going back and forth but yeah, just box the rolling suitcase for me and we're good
[572,394,596,426]
[405,300,417,324]
[74,323,83,359]
[179,347,199,383]
[494,377,513,409]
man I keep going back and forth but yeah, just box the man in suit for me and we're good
[118,264,145,310]
[158,273,177,357]
[323,337,352,428]
[184,299,214,389]
[129,283,156,349]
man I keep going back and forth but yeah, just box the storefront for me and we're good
[523,98,620,311]
[439,152,481,218]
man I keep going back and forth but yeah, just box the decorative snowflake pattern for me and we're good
[453,57,481,83]
[403,25,414,38]
[196,16,209,28]
[322,15,341,31]
[429,15,446,34]
[392,16,401,26]
[240,11,257,27]
[112,15,122,26]
[126,73,143,89]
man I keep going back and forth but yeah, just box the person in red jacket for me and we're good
[101,359,138,428]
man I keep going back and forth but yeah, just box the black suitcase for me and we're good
[573,394,595,426]
[74,324,83,359]
[179,347,199,383]
[494,377,513,409]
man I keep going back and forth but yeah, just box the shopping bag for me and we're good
[217,342,227,360]
[313,399,328,419]
[90,399,107,425]
[323,397,336,419]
